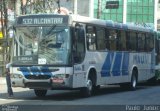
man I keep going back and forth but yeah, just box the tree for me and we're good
[21,0,60,14]
[0,0,15,75]
[0,0,9,75]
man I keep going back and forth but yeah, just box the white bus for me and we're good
[10,14,155,97]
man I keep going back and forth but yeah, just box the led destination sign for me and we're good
[23,18,63,25]
[16,15,69,25]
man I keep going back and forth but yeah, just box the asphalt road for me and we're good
[1,83,160,111]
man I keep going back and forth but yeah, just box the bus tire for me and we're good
[120,83,129,89]
[157,79,160,85]
[130,70,137,90]
[80,78,93,97]
[93,85,100,90]
[34,89,47,97]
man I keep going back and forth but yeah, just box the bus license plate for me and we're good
[52,78,64,83]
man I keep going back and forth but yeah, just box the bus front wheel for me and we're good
[80,78,93,97]
[34,89,47,97]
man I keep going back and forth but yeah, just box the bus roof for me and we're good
[15,13,154,33]
[70,14,154,33]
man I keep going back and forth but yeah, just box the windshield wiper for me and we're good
[45,25,57,36]
[25,25,38,38]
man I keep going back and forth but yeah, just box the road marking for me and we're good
[0,98,8,100]
[0,98,22,101]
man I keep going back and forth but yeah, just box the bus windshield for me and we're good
[13,25,71,65]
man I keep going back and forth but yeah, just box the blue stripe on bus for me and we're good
[101,52,129,77]
[112,52,122,76]
[101,52,114,77]
[41,67,52,75]
[19,66,53,76]
[19,67,30,76]
[30,66,41,75]
[122,53,129,75]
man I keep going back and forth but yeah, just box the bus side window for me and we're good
[109,29,117,51]
[116,30,127,51]
[105,29,110,50]
[127,31,137,51]
[86,25,96,51]
[137,33,145,51]
[150,34,154,50]
[146,34,154,51]
[96,27,105,50]
[146,34,150,51]
[121,31,127,50]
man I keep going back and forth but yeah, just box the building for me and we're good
[94,0,159,31]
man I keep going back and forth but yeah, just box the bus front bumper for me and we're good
[23,77,73,90]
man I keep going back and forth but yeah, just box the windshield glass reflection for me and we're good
[13,26,71,65]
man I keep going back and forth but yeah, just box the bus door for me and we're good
[72,23,86,88]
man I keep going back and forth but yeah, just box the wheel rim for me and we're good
[132,76,137,88]
[87,79,92,91]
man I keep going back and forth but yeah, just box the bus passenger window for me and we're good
[86,26,96,51]
[116,30,127,51]
[120,31,127,50]
[146,34,154,51]
[150,34,154,50]
[128,32,137,51]
[109,30,117,51]
[137,33,145,51]
[96,27,105,50]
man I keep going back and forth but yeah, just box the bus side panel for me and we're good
[72,64,86,88]
[100,51,130,84]
[81,51,130,86]
[72,51,155,88]
[129,52,154,82]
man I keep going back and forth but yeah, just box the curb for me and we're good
[0,77,6,85]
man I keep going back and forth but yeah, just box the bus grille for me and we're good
[25,75,51,80]
[25,82,51,88]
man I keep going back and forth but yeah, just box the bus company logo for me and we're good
[133,55,148,64]
[74,66,82,71]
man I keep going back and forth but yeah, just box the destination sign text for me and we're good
[22,18,63,25]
